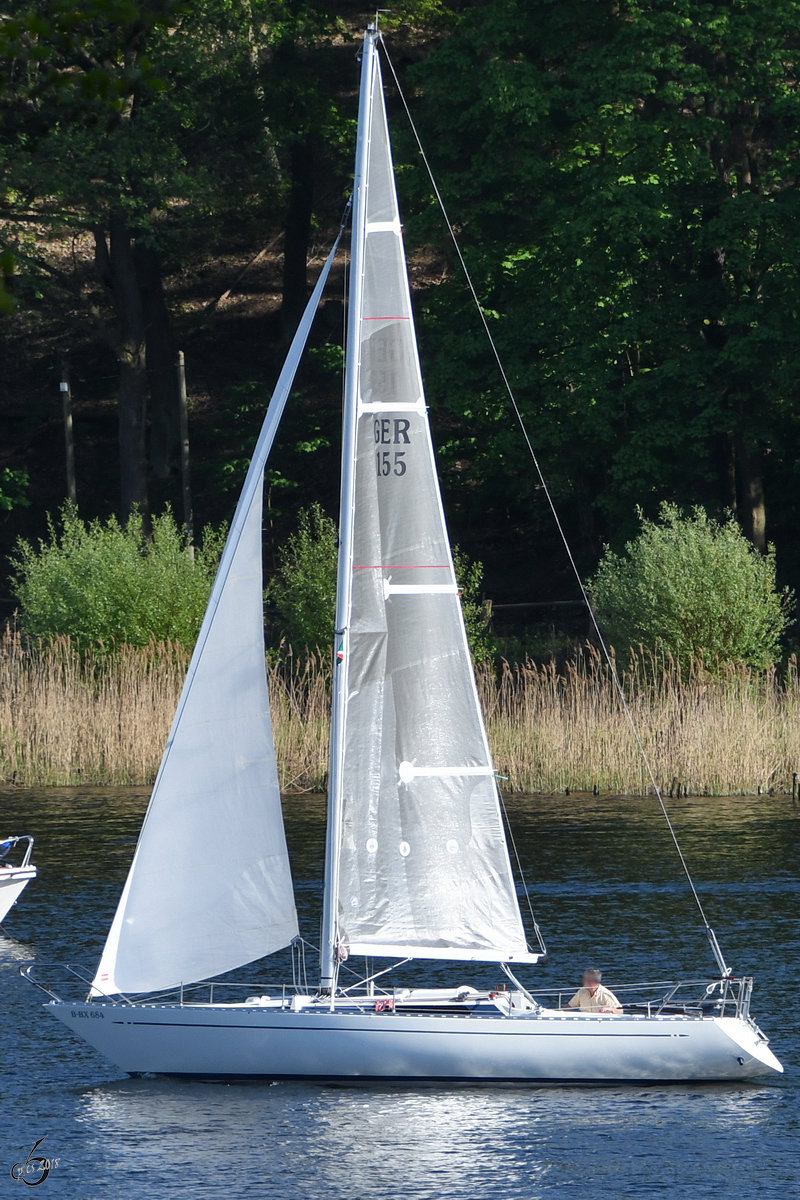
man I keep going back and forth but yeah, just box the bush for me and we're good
[587,503,794,670]
[10,504,225,648]
[452,545,497,665]
[267,502,338,653]
[267,504,496,663]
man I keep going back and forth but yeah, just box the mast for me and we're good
[320,26,377,990]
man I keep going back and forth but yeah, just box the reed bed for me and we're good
[0,630,189,786]
[480,646,800,796]
[267,651,331,794]
[1,627,799,795]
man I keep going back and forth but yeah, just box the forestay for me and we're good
[329,38,537,966]
[92,242,342,997]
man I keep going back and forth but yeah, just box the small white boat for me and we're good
[31,27,782,1083]
[0,835,36,923]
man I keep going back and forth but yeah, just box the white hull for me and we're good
[48,999,782,1083]
[0,867,36,923]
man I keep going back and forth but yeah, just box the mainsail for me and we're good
[324,35,537,974]
[92,244,341,996]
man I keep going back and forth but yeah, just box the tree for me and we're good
[0,249,15,313]
[0,467,29,514]
[0,0,286,516]
[1,2,183,515]
[267,500,338,653]
[452,545,496,665]
[587,503,793,670]
[407,0,800,590]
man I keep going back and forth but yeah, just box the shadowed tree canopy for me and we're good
[0,0,354,516]
[405,0,800,595]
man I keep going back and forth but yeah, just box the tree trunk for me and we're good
[99,212,149,519]
[735,434,766,552]
[722,430,737,515]
[136,243,178,482]
[280,137,315,342]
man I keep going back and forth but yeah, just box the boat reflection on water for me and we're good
[0,934,34,963]
[75,1075,784,1198]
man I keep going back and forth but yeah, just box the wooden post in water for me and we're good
[177,351,194,555]
[793,772,798,804]
[60,364,77,502]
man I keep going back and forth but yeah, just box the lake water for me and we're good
[1,787,797,1198]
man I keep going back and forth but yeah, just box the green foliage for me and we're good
[452,545,496,665]
[587,504,793,670]
[6,0,800,623]
[0,467,29,513]
[10,503,224,647]
[409,0,800,575]
[267,501,338,654]
[266,504,496,663]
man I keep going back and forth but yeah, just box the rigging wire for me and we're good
[498,790,548,958]
[379,35,730,977]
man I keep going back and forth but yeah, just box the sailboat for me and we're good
[0,835,36,924]
[30,28,782,1082]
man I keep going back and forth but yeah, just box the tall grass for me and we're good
[0,629,188,786]
[267,650,331,794]
[480,646,800,796]
[2,627,799,794]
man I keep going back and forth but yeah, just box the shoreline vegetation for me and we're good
[1,628,798,796]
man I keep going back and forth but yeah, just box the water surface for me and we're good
[1,788,796,1198]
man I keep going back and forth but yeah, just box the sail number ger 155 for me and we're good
[375,417,410,477]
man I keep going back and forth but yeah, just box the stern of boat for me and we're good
[714,1016,783,1077]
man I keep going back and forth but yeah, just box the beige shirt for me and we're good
[567,983,622,1012]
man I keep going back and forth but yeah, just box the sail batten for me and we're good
[324,33,532,975]
[345,943,544,964]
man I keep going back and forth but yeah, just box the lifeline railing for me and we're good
[531,975,754,1020]
[21,963,754,1021]
[0,834,35,869]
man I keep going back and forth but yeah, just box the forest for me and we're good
[2,0,800,650]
